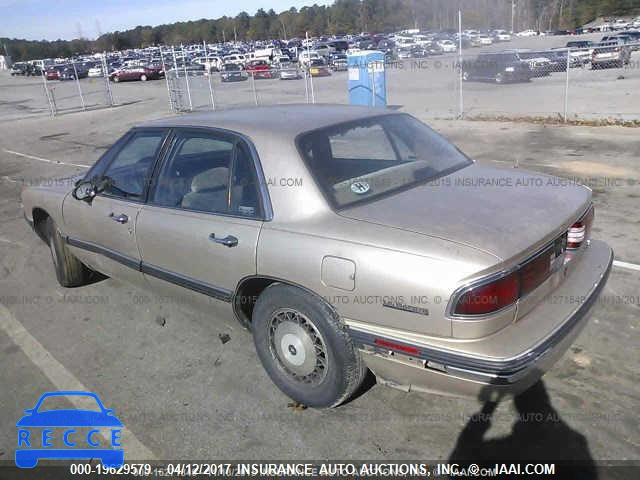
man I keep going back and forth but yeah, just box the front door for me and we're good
[64,128,168,284]
[135,128,266,313]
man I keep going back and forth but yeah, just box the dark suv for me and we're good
[462,52,532,83]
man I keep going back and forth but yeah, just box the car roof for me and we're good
[139,104,400,139]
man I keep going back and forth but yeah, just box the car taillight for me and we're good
[453,271,519,315]
[452,204,594,317]
[567,205,594,249]
[519,248,552,296]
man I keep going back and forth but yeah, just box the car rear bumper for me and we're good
[347,239,613,399]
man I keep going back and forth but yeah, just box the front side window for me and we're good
[298,114,471,209]
[101,130,165,200]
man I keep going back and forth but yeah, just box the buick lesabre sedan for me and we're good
[22,105,612,408]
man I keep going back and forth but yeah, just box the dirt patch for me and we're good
[560,161,637,178]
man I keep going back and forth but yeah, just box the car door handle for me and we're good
[109,212,129,224]
[209,233,238,247]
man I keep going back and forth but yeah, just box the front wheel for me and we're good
[140,74,148,81]
[252,284,366,408]
[113,75,120,82]
[45,217,93,287]
[495,72,504,84]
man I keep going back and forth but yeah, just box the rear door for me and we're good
[64,128,169,284]
[135,128,268,311]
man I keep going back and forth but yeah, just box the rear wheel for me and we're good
[462,71,470,81]
[252,284,366,408]
[140,74,148,81]
[45,217,93,287]
[495,72,504,84]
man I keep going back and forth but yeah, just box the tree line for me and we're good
[3,0,639,61]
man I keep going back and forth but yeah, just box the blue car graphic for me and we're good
[16,391,124,468]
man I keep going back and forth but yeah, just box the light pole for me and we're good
[511,0,516,34]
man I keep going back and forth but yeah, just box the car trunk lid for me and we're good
[339,164,591,262]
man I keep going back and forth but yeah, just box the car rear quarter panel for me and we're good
[257,213,498,338]
[250,132,499,339]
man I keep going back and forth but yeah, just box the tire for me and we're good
[495,72,504,84]
[140,74,148,81]
[44,217,92,287]
[252,284,367,408]
[113,75,120,83]
[462,71,470,81]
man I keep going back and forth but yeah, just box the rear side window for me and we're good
[151,131,233,213]
[150,130,263,218]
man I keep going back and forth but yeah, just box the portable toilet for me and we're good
[347,50,386,107]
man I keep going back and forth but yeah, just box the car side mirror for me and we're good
[72,180,98,203]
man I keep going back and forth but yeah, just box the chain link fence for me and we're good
[162,40,640,123]
[27,33,639,123]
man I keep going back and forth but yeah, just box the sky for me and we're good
[0,0,334,41]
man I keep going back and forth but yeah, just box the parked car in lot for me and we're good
[477,34,493,45]
[87,66,104,77]
[545,49,583,71]
[298,50,321,67]
[516,29,538,37]
[245,59,273,79]
[397,47,413,59]
[565,40,595,64]
[21,105,612,408]
[591,43,631,68]
[437,39,457,52]
[45,66,61,80]
[168,63,206,77]
[220,63,248,82]
[492,30,512,41]
[329,53,348,71]
[514,51,553,76]
[110,66,160,82]
[222,53,247,65]
[279,66,302,80]
[463,52,532,83]
[10,62,33,76]
[306,58,331,77]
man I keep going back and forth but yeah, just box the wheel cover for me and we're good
[269,308,328,385]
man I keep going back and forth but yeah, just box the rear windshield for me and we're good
[297,114,471,209]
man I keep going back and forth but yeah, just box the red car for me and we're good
[245,60,273,79]
[45,67,60,80]
[109,66,159,83]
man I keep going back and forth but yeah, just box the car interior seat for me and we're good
[181,166,229,213]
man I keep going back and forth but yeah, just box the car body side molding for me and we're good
[65,236,232,302]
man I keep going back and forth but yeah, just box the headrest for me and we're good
[191,167,229,192]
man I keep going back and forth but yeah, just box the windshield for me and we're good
[297,114,471,209]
